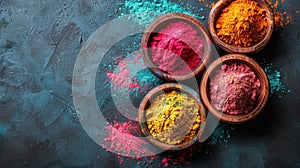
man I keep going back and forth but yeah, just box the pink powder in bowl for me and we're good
[209,63,261,115]
[149,21,204,75]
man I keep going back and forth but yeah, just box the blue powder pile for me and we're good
[116,0,205,26]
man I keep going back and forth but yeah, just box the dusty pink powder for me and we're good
[150,21,204,75]
[209,63,261,115]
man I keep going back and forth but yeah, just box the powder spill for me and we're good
[106,52,163,96]
[209,63,261,115]
[100,113,235,167]
[149,21,204,75]
[199,0,215,9]
[102,121,157,158]
[260,60,287,97]
[267,0,293,29]
[116,0,205,27]
[216,0,268,47]
[99,1,239,166]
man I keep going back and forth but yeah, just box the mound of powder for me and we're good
[209,63,261,115]
[150,21,204,75]
[215,0,268,47]
[146,91,200,145]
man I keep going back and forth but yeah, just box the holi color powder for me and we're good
[102,121,157,158]
[116,0,205,27]
[209,63,261,115]
[267,0,293,29]
[146,123,234,167]
[150,21,204,75]
[258,59,288,97]
[215,0,268,48]
[105,53,164,98]
[146,91,201,145]
[101,115,235,167]
[99,1,238,166]
[262,62,287,97]
[199,0,215,9]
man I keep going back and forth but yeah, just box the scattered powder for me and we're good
[102,121,156,158]
[260,60,287,97]
[99,1,241,166]
[100,114,234,167]
[98,0,294,165]
[116,0,205,27]
[107,61,131,88]
[152,123,234,167]
[106,52,163,95]
[209,63,261,115]
[199,0,215,9]
[150,21,204,75]
[267,0,293,29]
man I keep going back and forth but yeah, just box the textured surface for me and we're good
[0,0,299,167]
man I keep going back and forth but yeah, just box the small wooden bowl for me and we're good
[138,83,206,150]
[208,0,274,53]
[200,54,269,124]
[141,13,212,81]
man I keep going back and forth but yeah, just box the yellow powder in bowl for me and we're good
[145,91,201,145]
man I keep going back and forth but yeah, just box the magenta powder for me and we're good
[209,63,261,115]
[150,21,204,75]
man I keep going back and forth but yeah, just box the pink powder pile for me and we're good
[209,63,261,115]
[102,120,197,167]
[150,21,204,75]
[102,121,156,162]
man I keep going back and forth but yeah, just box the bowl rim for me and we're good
[200,54,269,124]
[208,0,274,53]
[141,12,212,81]
[138,83,207,150]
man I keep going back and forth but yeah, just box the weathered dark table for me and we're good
[0,0,299,167]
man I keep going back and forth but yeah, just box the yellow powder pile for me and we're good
[145,91,201,145]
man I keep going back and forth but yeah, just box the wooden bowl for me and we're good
[208,0,274,53]
[138,83,206,150]
[141,13,212,81]
[200,54,269,124]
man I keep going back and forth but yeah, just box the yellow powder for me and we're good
[145,91,201,145]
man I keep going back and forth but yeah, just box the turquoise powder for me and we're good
[116,0,205,27]
[262,61,287,97]
[100,1,237,166]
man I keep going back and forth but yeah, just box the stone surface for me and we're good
[0,0,299,167]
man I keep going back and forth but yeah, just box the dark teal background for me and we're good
[0,0,299,167]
